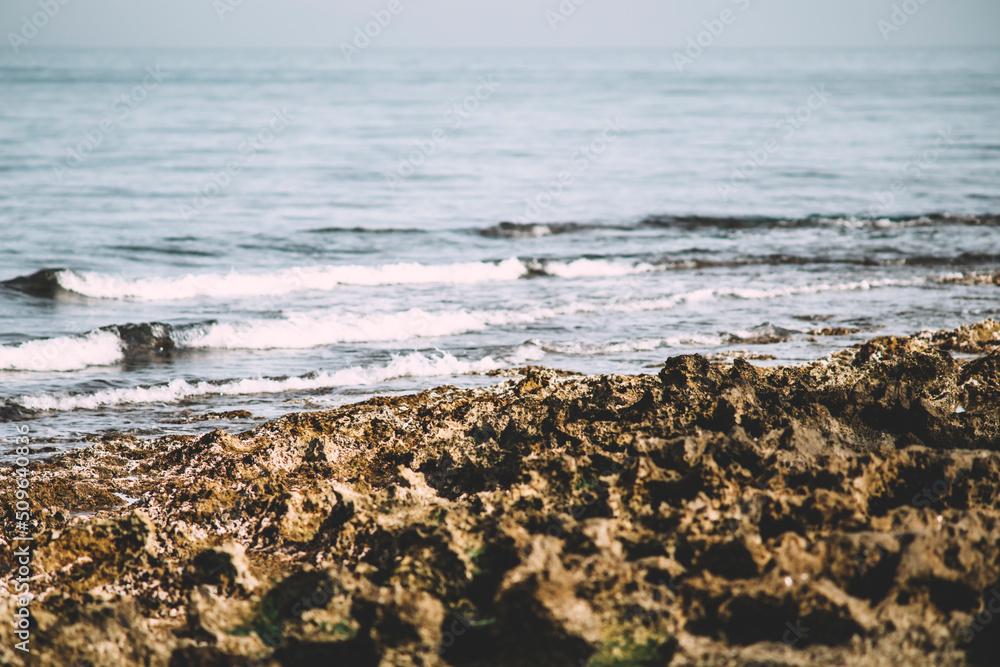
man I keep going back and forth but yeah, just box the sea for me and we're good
[2,47,999,458]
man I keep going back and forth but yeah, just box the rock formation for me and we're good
[2,321,999,666]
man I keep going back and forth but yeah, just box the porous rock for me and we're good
[2,321,1000,666]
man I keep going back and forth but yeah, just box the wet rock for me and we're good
[28,596,173,667]
[494,536,601,665]
[183,585,256,647]
[276,485,348,543]
[33,510,160,593]
[724,322,799,345]
[941,272,1000,287]
[808,327,863,336]
[925,318,1000,354]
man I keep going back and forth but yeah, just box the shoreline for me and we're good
[2,319,999,666]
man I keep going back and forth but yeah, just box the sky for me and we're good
[2,0,999,50]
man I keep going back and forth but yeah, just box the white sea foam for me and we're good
[611,279,923,313]
[0,331,123,372]
[725,278,924,300]
[0,306,558,374]
[543,258,656,279]
[51,257,661,302]
[608,288,715,313]
[13,351,505,412]
[508,224,555,238]
[54,258,529,301]
[4,277,923,372]
[538,334,725,356]
[504,342,548,364]
[177,307,551,350]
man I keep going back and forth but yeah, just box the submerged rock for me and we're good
[2,321,1000,666]
[941,272,1000,287]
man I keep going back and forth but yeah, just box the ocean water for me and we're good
[1,48,999,458]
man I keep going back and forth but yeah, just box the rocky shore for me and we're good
[2,320,1000,666]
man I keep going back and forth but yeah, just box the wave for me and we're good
[8,350,512,412]
[4,243,992,304]
[0,330,125,372]
[648,252,1000,271]
[0,268,72,299]
[106,245,221,258]
[535,334,725,356]
[300,215,1000,242]
[305,226,426,235]
[176,307,551,350]
[606,278,925,314]
[637,213,1000,230]
[533,322,849,356]
[0,323,181,373]
[477,221,631,238]
[534,258,656,279]
[0,277,929,372]
[54,259,531,300]
[0,307,555,372]
[1,258,659,302]
[472,214,1000,239]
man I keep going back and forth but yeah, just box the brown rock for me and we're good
[4,320,1000,666]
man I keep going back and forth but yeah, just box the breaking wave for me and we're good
[1,258,659,302]
[473,214,1000,238]
[10,351,509,412]
[0,278,925,372]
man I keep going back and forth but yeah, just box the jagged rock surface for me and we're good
[2,322,1000,666]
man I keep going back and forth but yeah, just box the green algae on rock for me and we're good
[2,321,1000,666]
